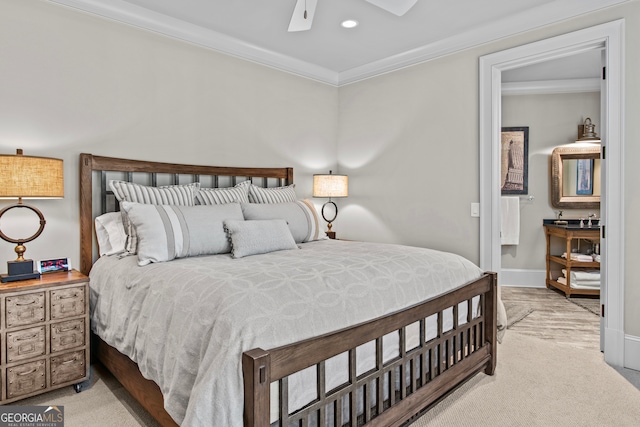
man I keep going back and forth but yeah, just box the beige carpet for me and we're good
[13,364,161,427]
[413,331,640,426]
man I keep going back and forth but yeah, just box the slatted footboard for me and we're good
[243,272,497,427]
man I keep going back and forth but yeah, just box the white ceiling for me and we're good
[50,0,627,86]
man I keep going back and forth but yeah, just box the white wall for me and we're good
[501,92,601,271]
[337,53,480,261]
[0,0,338,266]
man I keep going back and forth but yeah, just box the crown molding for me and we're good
[49,0,629,87]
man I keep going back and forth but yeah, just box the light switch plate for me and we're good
[471,203,480,217]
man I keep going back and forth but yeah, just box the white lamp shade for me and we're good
[313,173,348,198]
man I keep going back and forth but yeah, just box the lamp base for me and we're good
[325,231,336,240]
[1,259,41,283]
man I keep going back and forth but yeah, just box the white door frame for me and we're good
[479,20,625,366]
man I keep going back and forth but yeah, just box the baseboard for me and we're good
[624,335,640,371]
[499,269,546,288]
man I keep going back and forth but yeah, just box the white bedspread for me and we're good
[89,239,484,426]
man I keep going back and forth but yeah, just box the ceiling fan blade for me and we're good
[365,0,417,16]
[288,0,318,32]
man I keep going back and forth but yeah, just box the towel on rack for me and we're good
[500,196,520,245]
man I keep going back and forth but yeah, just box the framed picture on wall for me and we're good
[576,159,594,195]
[500,127,529,195]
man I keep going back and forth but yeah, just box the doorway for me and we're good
[479,20,625,367]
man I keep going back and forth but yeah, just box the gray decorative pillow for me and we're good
[196,180,250,205]
[121,202,244,266]
[224,219,298,259]
[109,181,200,254]
[247,183,296,203]
[241,199,327,243]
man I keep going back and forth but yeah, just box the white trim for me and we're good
[480,20,625,367]
[501,78,601,96]
[601,19,626,368]
[499,269,546,288]
[624,335,640,371]
[48,0,630,87]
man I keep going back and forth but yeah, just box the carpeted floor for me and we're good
[412,331,640,426]
[14,364,161,427]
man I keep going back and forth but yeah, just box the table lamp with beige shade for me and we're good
[0,149,64,282]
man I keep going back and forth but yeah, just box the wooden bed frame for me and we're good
[79,153,497,427]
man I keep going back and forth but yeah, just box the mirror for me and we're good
[550,144,601,209]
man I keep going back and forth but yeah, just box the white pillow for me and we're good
[110,181,200,254]
[95,212,126,256]
[196,180,250,205]
[241,199,327,243]
[247,183,296,203]
[224,219,298,259]
[121,202,244,266]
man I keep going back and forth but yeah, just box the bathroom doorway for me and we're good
[479,20,625,367]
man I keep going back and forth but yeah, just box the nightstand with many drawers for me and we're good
[0,270,89,403]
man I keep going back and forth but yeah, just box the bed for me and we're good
[79,153,500,427]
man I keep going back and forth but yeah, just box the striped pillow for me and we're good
[121,202,244,266]
[248,183,296,203]
[241,199,327,243]
[110,181,200,253]
[110,181,199,206]
[196,180,250,205]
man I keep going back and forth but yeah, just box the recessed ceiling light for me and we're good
[341,20,359,29]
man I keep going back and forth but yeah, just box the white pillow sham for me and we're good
[95,212,127,256]
[241,199,327,243]
[224,219,298,259]
[121,201,243,266]
[247,183,296,203]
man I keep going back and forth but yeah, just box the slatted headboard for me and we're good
[79,153,293,275]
